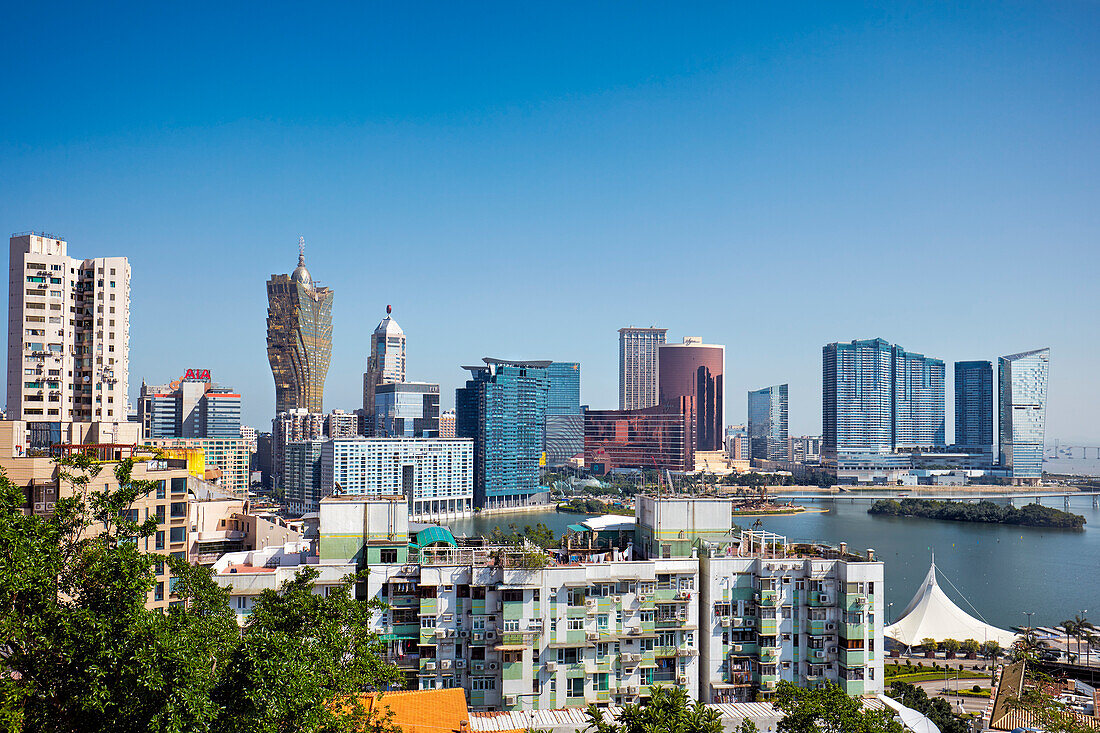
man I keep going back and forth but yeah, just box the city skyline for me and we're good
[2,5,1097,441]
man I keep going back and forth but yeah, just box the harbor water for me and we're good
[446,496,1100,631]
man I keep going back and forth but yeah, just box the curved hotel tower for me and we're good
[266,241,333,414]
[658,337,724,451]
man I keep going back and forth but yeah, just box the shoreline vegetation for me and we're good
[868,498,1086,529]
[557,498,633,516]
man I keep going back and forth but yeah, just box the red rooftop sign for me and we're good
[184,369,211,381]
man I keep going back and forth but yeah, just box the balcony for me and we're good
[756,618,777,635]
[840,649,866,667]
[842,623,866,639]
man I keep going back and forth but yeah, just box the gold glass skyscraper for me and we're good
[266,241,333,414]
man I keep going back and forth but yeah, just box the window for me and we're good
[471,678,496,691]
[154,582,164,602]
[380,548,398,563]
[567,618,584,631]
[170,502,186,518]
[568,677,584,698]
[169,526,186,543]
[156,480,166,499]
[155,531,165,550]
[237,596,247,610]
[156,504,165,523]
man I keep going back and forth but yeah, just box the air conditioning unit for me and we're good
[459,629,470,638]
[827,646,837,655]
[504,695,516,706]
[473,661,485,672]
[731,644,742,652]
[435,628,447,638]
[441,659,453,670]
[638,594,651,601]
[544,661,557,672]
[825,623,836,631]
[628,627,641,635]
[720,616,731,627]
[678,590,691,600]
[678,675,688,685]
[626,686,638,694]
[425,661,436,671]
[586,631,599,641]
[613,595,622,603]
[624,653,640,663]
[486,630,497,640]
[488,662,498,671]
[473,633,484,641]
[455,659,466,669]
[585,599,597,609]
[819,595,830,604]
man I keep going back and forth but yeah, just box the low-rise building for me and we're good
[146,436,251,497]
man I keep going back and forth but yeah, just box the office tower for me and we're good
[438,410,455,438]
[374,382,439,438]
[787,436,822,463]
[138,372,241,438]
[362,306,406,433]
[891,348,945,448]
[748,384,789,462]
[822,339,894,459]
[725,424,751,461]
[999,348,1050,483]
[455,358,549,509]
[618,327,667,410]
[658,337,724,451]
[954,361,994,451]
[266,240,333,415]
[7,233,130,421]
[319,437,474,520]
[545,361,582,465]
[584,397,695,474]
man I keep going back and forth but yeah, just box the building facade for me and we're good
[439,410,456,439]
[954,361,994,452]
[283,439,326,513]
[266,242,333,414]
[7,233,130,422]
[374,382,440,438]
[362,307,407,432]
[319,437,474,520]
[271,408,325,495]
[658,338,724,452]
[891,349,945,449]
[456,358,549,509]
[325,409,360,439]
[584,398,695,474]
[998,348,1050,483]
[146,437,251,498]
[545,362,582,466]
[618,327,667,411]
[138,373,241,439]
[748,385,789,462]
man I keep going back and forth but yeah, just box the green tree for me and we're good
[941,638,960,657]
[920,637,939,655]
[980,640,1002,660]
[582,686,721,733]
[772,681,904,733]
[888,681,969,733]
[0,456,402,733]
[959,639,980,658]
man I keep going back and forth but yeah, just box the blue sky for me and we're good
[2,2,1098,439]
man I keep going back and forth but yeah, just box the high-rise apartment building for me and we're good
[456,358,549,509]
[271,408,325,495]
[374,382,439,438]
[618,327,667,411]
[438,410,455,438]
[748,384,789,462]
[319,437,473,520]
[658,338,724,452]
[325,409,360,438]
[283,439,326,513]
[545,361,582,465]
[998,348,1050,484]
[822,338,945,463]
[362,306,406,432]
[266,241,333,415]
[7,233,130,421]
[138,372,241,439]
[891,348,945,449]
[954,361,994,452]
[725,425,751,461]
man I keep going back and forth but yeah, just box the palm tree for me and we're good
[1069,614,1090,660]
[1061,618,1078,661]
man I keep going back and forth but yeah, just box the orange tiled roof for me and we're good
[360,689,469,733]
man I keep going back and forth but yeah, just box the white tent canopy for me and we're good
[885,558,1018,648]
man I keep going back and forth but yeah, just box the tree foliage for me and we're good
[0,456,402,733]
[772,681,904,733]
[582,686,721,733]
[868,498,1085,529]
[888,681,970,733]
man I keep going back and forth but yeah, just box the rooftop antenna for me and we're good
[298,236,305,265]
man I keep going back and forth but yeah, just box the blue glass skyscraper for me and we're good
[545,361,582,466]
[456,358,549,509]
[999,348,1049,483]
[748,384,789,461]
[892,348,946,448]
[954,361,993,451]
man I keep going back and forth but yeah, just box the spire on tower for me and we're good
[298,236,306,266]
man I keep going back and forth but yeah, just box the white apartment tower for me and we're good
[618,327,667,410]
[7,233,130,422]
[362,306,407,427]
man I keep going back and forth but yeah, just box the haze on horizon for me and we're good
[2,3,1097,441]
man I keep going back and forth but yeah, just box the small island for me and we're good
[868,498,1086,529]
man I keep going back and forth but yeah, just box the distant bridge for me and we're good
[769,490,1100,509]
